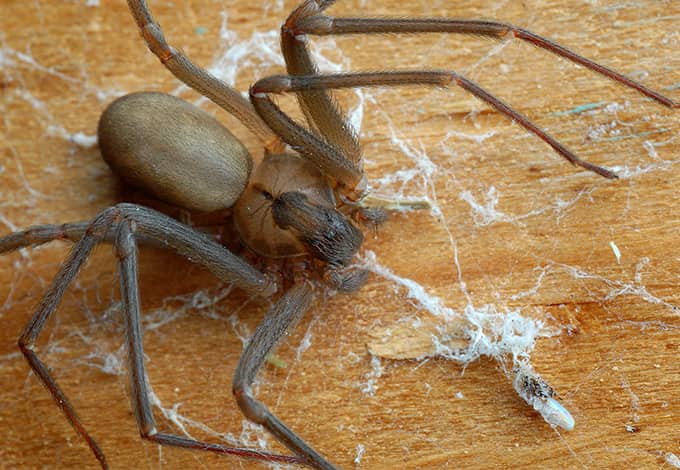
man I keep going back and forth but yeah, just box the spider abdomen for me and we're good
[98,92,253,212]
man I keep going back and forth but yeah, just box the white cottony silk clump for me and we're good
[360,251,574,428]
[434,303,574,430]
[360,250,551,366]
[434,304,545,364]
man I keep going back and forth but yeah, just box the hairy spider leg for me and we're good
[275,0,677,189]
[3,204,311,469]
[126,0,285,153]
[233,282,339,470]
[250,71,621,179]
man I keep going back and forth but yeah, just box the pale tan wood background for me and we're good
[0,1,678,469]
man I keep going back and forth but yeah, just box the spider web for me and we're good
[0,1,678,469]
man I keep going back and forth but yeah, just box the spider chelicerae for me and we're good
[1,1,677,469]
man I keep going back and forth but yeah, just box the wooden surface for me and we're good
[1,1,678,469]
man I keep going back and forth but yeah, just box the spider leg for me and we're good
[9,203,309,468]
[275,1,677,193]
[249,84,365,197]
[233,282,338,470]
[114,217,303,466]
[282,2,362,168]
[288,7,678,109]
[277,1,367,201]
[0,221,94,253]
[0,221,165,253]
[125,0,285,152]
[17,217,108,466]
[251,71,619,179]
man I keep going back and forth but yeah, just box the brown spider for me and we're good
[1,1,677,469]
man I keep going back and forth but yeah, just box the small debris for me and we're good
[609,241,621,264]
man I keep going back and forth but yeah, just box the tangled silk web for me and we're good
[1,1,679,468]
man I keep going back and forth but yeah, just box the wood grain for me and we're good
[0,1,678,469]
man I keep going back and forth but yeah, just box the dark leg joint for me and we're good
[233,384,267,425]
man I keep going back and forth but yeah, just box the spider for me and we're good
[1,1,677,469]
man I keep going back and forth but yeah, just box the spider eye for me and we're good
[252,183,274,201]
